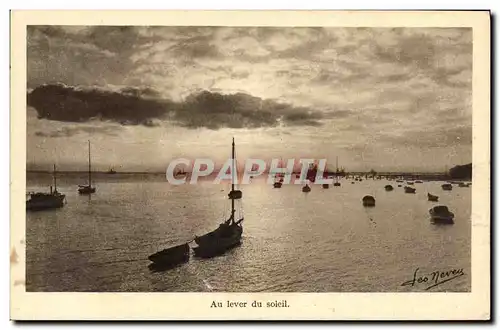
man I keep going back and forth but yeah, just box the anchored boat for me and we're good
[78,140,96,195]
[26,164,66,211]
[441,183,453,191]
[362,195,376,207]
[333,156,341,187]
[404,186,416,194]
[148,242,190,270]
[427,193,439,202]
[429,205,455,224]
[192,138,244,258]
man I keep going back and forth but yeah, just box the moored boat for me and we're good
[26,164,66,211]
[427,193,439,202]
[404,186,416,194]
[148,243,190,269]
[333,157,341,187]
[78,140,96,195]
[362,195,376,207]
[429,205,455,224]
[441,183,453,191]
[192,138,244,258]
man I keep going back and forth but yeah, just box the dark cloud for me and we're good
[35,125,121,138]
[27,84,329,130]
[27,84,172,125]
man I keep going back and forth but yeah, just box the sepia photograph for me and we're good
[10,10,490,320]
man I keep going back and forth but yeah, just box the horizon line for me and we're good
[26,170,452,175]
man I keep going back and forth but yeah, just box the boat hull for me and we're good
[430,215,454,224]
[362,196,376,207]
[193,237,242,258]
[441,184,453,191]
[26,194,65,211]
[193,223,243,258]
[429,208,454,224]
[78,186,96,194]
[148,243,190,269]
[427,193,439,202]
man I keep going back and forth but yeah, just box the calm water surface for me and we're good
[25,173,471,292]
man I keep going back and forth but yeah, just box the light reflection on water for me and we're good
[25,173,471,292]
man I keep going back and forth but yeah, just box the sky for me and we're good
[26,26,472,172]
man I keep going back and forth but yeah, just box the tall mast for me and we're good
[53,164,57,192]
[336,156,339,182]
[231,137,235,222]
[88,140,91,186]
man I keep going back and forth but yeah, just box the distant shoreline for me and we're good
[26,170,166,175]
[25,170,458,176]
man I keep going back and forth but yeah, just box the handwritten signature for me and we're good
[401,267,465,290]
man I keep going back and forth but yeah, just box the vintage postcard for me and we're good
[10,10,490,320]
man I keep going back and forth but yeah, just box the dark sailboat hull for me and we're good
[193,222,243,258]
[78,186,96,194]
[26,194,65,211]
[148,243,190,267]
[193,235,242,258]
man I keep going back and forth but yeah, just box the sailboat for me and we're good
[192,138,244,258]
[333,156,341,186]
[26,164,66,211]
[106,167,117,174]
[78,140,96,194]
[273,158,285,188]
